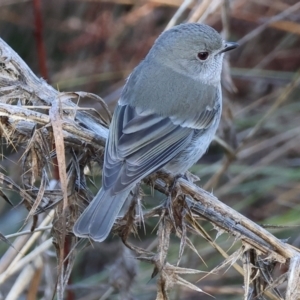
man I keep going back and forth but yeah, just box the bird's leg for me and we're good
[162,171,199,227]
[145,170,198,227]
[183,171,200,183]
[166,171,199,198]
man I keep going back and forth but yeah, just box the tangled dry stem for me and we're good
[0,35,300,300]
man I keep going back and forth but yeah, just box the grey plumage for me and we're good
[73,23,238,242]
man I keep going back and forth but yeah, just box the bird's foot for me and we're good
[182,171,200,183]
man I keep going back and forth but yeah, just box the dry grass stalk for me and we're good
[1,1,300,299]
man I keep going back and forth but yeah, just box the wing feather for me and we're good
[102,103,219,193]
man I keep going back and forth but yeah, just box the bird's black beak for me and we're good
[220,42,239,53]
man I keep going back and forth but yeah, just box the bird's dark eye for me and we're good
[197,52,209,60]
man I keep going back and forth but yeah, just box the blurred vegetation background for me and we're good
[0,0,300,299]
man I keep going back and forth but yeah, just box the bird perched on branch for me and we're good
[74,23,238,242]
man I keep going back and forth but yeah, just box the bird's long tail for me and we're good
[73,188,130,242]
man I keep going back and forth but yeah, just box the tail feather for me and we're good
[73,188,130,242]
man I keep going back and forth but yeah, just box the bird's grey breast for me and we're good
[120,61,220,129]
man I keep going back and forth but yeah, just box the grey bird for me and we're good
[73,23,238,242]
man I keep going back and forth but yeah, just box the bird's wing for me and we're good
[102,103,219,193]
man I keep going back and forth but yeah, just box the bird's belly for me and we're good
[163,120,219,175]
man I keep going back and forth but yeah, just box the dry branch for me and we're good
[1,31,300,299]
